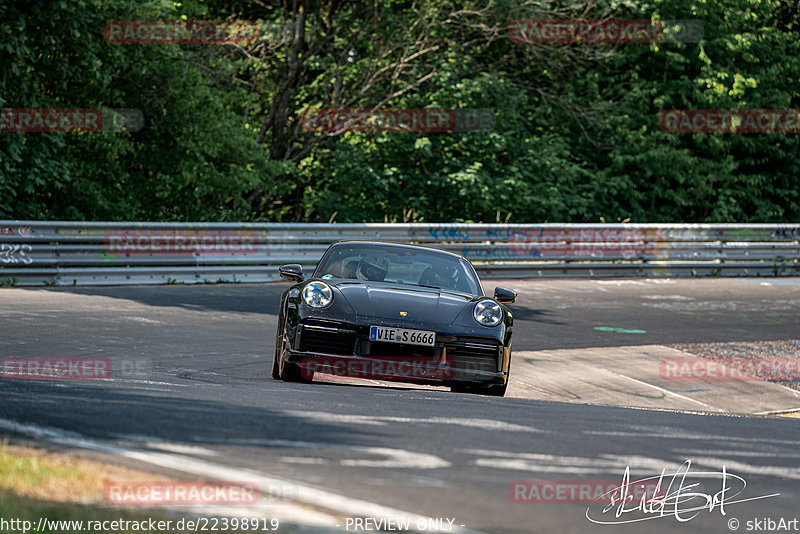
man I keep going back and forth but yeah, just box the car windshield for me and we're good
[315,244,481,295]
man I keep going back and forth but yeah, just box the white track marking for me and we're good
[118,434,450,469]
[691,457,800,481]
[461,449,800,481]
[283,411,541,433]
[122,316,167,324]
[143,442,220,456]
[581,428,800,448]
[340,447,449,468]
[613,374,724,412]
[593,280,645,286]
[280,457,328,464]
[461,449,690,476]
[673,449,800,459]
[0,418,482,533]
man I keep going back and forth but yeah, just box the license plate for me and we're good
[369,326,435,346]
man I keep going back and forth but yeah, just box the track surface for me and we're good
[1,278,799,533]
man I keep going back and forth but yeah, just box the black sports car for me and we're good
[272,241,516,396]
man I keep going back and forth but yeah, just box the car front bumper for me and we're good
[284,320,509,386]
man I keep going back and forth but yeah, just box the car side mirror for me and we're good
[494,287,516,303]
[279,264,304,282]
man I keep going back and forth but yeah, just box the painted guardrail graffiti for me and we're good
[0,221,797,286]
[0,244,33,265]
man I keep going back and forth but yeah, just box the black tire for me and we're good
[473,353,512,396]
[271,314,284,380]
[280,359,303,382]
[276,331,313,383]
[271,332,281,380]
[451,349,511,396]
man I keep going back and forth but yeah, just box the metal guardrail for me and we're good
[0,221,798,286]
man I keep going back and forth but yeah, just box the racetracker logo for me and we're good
[301,357,457,381]
[110,357,153,379]
[660,109,800,134]
[509,19,703,44]
[508,229,664,258]
[0,108,143,133]
[510,480,664,504]
[104,231,258,255]
[1,357,111,380]
[300,108,494,133]
[104,20,259,45]
[660,357,800,382]
[104,482,258,505]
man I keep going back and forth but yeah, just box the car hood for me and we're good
[332,281,476,325]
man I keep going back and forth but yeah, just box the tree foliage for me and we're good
[1,0,797,223]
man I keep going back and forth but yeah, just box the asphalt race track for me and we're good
[1,278,799,533]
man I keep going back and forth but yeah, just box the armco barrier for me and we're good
[0,221,797,286]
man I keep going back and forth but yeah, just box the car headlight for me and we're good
[473,299,503,327]
[302,281,333,308]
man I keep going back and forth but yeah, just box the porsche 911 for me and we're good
[272,241,516,396]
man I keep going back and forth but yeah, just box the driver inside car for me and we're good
[430,264,457,289]
[357,255,389,281]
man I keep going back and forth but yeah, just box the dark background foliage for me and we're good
[1,0,797,223]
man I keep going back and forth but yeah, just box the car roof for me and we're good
[329,240,466,260]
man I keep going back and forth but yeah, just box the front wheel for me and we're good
[271,319,284,379]
[276,331,313,383]
[271,333,281,380]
